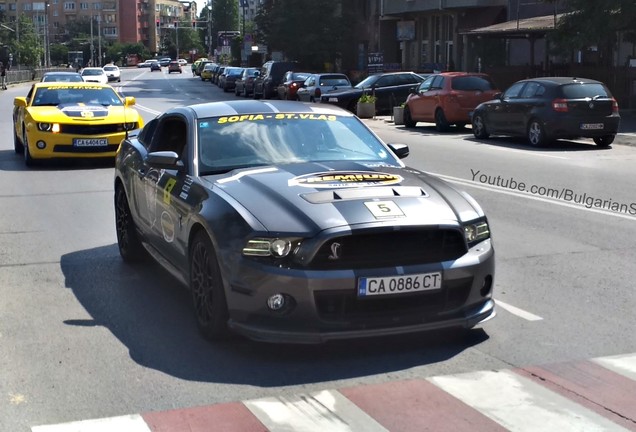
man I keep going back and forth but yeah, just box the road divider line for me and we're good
[432,172,636,222]
[496,300,543,321]
[489,146,568,159]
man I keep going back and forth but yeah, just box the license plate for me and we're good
[580,123,604,130]
[328,97,338,102]
[358,272,442,297]
[73,138,109,147]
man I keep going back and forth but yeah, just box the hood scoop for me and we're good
[302,186,427,204]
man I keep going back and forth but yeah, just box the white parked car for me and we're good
[178,59,188,66]
[103,64,121,82]
[81,67,108,85]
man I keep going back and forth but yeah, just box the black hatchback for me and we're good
[471,77,620,147]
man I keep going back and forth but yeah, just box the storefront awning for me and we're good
[461,13,566,38]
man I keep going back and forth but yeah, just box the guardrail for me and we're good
[6,67,71,85]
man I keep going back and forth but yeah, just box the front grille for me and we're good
[314,277,473,325]
[53,144,119,153]
[308,229,467,270]
[60,124,127,135]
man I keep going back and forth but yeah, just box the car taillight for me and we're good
[315,88,321,97]
[290,83,298,88]
[552,98,569,112]
[612,98,619,113]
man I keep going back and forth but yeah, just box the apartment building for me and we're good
[0,0,196,51]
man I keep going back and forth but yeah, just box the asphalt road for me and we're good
[1,68,635,431]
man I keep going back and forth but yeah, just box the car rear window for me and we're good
[320,76,350,87]
[452,76,495,91]
[561,83,610,99]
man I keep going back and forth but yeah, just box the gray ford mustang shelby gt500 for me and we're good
[114,100,495,344]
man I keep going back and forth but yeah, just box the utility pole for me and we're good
[90,17,94,66]
[97,14,102,66]
[207,2,213,58]
[45,2,50,67]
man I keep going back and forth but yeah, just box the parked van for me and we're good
[252,61,299,99]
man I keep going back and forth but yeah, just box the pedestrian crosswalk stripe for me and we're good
[31,414,152,432]
[428,370,629,432]
[592,353,636,381]
[244,389,388,432]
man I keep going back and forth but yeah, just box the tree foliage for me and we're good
[253,0,354,70]
[161,20,205,59]
[548,0,636,62]
[212,0,239,49]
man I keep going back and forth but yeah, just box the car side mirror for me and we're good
[124,96,136,107]
[387,143,409,159]
[495,92,503,100]
[147,151,185,171]
[14,97,27,108]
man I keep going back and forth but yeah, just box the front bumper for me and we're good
[225,239,495,344]
[25,130,126,159]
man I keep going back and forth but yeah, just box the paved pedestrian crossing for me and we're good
[32,353,636,432]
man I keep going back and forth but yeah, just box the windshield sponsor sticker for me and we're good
[217,113,337,124]
[44,85,103,90]
[289,171,403,188]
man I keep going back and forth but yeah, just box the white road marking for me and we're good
[592,353,636,381]
[31,415,152,432]
[432,173,636,222]
[496,300,543,321]
[429,370,629,432]
[244,389,389,432]
[134,104,161,116]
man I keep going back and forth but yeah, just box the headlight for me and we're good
[123,122,138,131]
[463,219,490,246]
[37,123,52,131]
[243,237,302,259]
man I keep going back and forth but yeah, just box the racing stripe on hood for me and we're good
[59,103,109,118]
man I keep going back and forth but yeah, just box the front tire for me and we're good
[435,109,450,132]
[593,135,614,148]
[190,231,230,340]
[527,119,548,147]
[404,106,417,128]
[23,131,35,167]
[14,129,24,154]
[114,184,146,263]
[472,114,490,139]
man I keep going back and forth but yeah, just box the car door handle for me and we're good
[137,168,146,178]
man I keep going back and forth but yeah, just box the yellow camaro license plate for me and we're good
[73,138,108,147]
[357,272,442,297]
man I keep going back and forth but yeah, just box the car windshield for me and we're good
[103,66,118,71]
[82,69,104,76]
[355,75,380,89]
[197,114,398,175]
[561,83,610,99]
[32,87,123,106]
[42,74,83,82]
[320,76,351,87]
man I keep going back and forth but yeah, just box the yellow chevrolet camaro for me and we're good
[13,82,143,166]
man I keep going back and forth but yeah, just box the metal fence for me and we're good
[5,67,71,85]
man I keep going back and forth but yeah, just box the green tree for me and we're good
[253,0,354,70]
[211,0,239,50]
[162,20,205,59]
[49,44,69,66]
[15,15,43,67]
[547,0,636,64]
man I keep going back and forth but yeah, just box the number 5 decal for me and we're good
[364,201,405,219]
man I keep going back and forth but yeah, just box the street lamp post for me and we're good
[45,2,50,67]
[97,14,102,66]
[207,3,212,58]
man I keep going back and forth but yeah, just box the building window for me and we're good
[80,3,89,10]
[9,3,16,11]
[0,5,5,12]
[23,4,33,11]
[94,3,102,10]
[64,2,76,10]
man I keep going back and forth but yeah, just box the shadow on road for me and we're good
[60,244,489,387]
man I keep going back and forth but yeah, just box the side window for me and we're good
[26,85,35,102]
[419,75,435,92]
[400,74,418,84]
[520,82,541,98]
[137,118,158,149]
[149,117,188,158]
[503,82,526,99]
[306,77,315,86]
[375,76,390,87]
[431,76,444,90]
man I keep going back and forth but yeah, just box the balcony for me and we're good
[383,0,506,15]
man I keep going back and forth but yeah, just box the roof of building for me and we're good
[462,13,567,37]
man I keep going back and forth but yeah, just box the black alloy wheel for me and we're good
[593,135,614,148]
[114,185,146,263]
[190,231,230,340]
[472,114,490,139]
[527,119,548,147]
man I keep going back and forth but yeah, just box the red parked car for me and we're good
[276,71,312,100]
[404,72,499,131]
